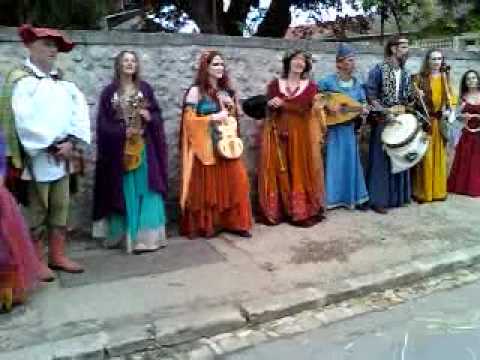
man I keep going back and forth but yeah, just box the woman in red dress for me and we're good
[448,70,480,196]
[258,50,326,226]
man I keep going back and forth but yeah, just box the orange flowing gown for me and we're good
[179,95,253,238]
[258,79,326,224]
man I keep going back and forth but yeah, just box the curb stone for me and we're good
[4,247,480,359]
[105,324,156,357]
[325,248,480,305]
[53,333,108,360]
[154,305,246,346]
[239,287,327,324]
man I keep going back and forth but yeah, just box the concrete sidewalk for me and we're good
[1,194,480,359]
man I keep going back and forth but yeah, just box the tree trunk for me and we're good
[380,2,385,45]
[186,0,219,33]
[222,0,255,36]
[255,0,291,38]
[391,6,402,34]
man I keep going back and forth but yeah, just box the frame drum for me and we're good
[381,113,429,174]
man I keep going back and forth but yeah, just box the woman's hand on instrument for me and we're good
[326,104,341,114]
[422,121,432,134]
[126,126,142,139]
[210,109,229,124]
[267,96,284,109]
[361,105,370,115]
[139,109,151,122]
[218,93,234,109]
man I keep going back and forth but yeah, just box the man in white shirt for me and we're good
[6,25,90,275]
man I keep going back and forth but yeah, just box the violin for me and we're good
[214,91,244,160]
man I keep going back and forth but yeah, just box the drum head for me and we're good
[381,114,418,147]
[385,131,429,173]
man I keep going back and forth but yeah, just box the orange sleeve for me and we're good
[182,107,215,165]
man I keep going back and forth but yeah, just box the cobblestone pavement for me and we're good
[120,265,480,360]
[224,277,480,360]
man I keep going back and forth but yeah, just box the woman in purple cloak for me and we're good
[93,51,168,254]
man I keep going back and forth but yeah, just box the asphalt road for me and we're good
[224,281,480,360]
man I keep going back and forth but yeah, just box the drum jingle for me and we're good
[381,113,430,174]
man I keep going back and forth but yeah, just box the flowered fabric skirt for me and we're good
[0,186,40,312]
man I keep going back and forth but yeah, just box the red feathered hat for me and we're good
[18,24,74,53]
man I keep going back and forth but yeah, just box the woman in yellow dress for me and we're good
[412,49,456,203]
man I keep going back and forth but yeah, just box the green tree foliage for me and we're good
[361,0,434,34]
[419,8,480,37]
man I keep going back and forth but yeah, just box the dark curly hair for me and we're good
[460,69,480,98]
[281,49,312,79]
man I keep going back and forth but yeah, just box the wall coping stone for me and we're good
[1,26,479,60]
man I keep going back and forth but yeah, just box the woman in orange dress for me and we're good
[258,50,326,226]
[179,50,253,239]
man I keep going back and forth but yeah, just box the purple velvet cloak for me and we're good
[93,81,167,221]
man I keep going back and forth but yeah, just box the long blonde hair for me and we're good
[113,50,141,89]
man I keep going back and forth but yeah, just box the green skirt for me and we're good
[108,150,167,253]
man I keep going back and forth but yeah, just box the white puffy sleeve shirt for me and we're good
[12,62,90,181]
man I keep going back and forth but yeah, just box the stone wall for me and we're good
[0,28,479,230]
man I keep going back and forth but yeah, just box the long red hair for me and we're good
[194,50,234,102]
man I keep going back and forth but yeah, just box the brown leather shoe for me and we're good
[371,205,388,214]
[291,218,318,228]
[226,230,252,238]
[355,202,370,211]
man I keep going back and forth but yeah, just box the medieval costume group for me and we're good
[1,25,480,313]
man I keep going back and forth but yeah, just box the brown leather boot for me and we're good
[48,228,84,273]
[33,236,56,282]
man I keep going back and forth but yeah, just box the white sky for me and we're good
[176,0,365,34]
[227,0,364,24]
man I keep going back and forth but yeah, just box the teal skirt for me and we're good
[108,149,167,253]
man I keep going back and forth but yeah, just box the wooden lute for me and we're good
[321,92,365,126]
[321,92,407,126]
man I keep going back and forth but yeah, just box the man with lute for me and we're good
[317,44,369,211]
